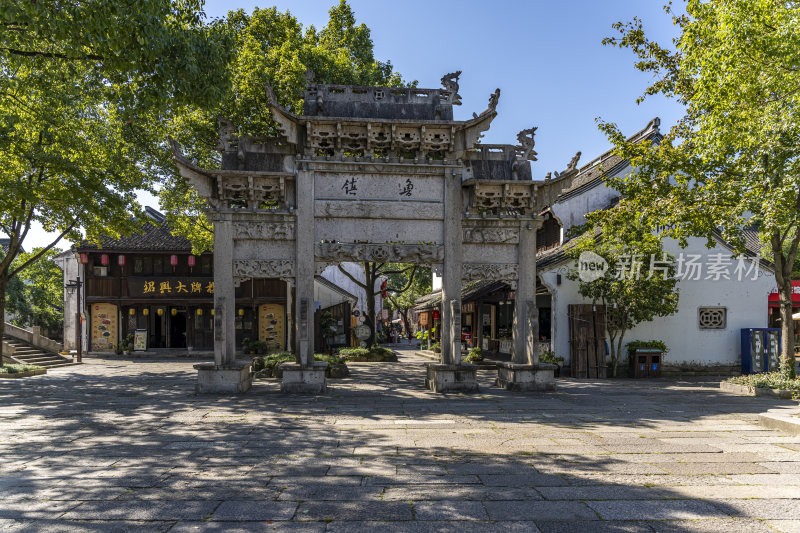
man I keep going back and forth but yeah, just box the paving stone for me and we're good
[413,500,489,520]
[534,521,653,533]
[295,501,413,521]
[61,501,219,521]
[210,500,297,521]
[483,501,598,521]
[536,485,666,500]
[707,499,800,519]
[649,519,777,532]
[325,521,541,532]
[586,500,728,520]
[170,522,325,532]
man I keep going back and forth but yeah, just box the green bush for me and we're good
[465,347,483,363]
[539,350,564,365]
[430,342,441,354]
[315,353,346,366]
[337,346,397,362]
[626,340,668,358]
[0,364,45,374]
[251,340,269,355]
[252,352,294,378]
[727,372,800,392]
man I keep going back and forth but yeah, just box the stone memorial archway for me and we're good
[171,74,575,393]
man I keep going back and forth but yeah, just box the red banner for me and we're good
[768,280,800,305]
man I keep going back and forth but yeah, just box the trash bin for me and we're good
[630,348,662,378]
[741,328,781,374]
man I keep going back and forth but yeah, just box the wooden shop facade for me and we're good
[75,208,289,353]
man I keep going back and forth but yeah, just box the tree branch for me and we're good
[337,264,367,290]
[9,222,76,281]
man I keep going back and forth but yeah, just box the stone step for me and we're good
[2,334,73,367]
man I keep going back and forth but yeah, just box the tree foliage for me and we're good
[600,0,800,375]
[160,1,408,251]
[384,265,432,338]
[567,219,679,376]
[336,262,418,347]
[5,249,64,335]
[0,0,230,354]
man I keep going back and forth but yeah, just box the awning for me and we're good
[768,280,800,306]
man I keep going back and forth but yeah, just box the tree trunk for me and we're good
[364,262,377,347]
[0,277,7,364]
[614,331,626,378]
[778,282,796,378]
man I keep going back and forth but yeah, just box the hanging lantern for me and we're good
[171,308,177,316]
[117,255,126,266]
[142,308,149,316]
[129,308,136,316]
[196,308,203,316]
[170,255,178,267]
[238,308,245,317]
[79,253,89,264]
[187,255,196,267]
[100,254,109,266]
[157,308,164,317]
[211,308,215,316]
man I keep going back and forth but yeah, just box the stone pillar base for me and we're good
[194,362,252,393]
[425,363,479,393]
[496,362,557,391]
[281,362,327,393]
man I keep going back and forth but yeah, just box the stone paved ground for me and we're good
[1,348,800,532]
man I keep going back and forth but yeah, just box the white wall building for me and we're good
[540,118,774,373]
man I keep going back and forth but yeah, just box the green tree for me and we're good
[600,0,800,376]
[384,265,432,340]
[160,1,408,251]
[0,1,230,356]
[567,220,680,377]
[5,249,64,335]
[336,263,418,347]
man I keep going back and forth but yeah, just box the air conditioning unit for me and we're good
[93,266,108,277]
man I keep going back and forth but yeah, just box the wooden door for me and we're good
[569,304,606,379]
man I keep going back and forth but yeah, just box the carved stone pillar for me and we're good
[294,168,315,368]
[285,280,293,354]
[213,217,236,366]
[441,169,463,366]
[512,220,538,364]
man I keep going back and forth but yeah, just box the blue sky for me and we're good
[24,0,683,249]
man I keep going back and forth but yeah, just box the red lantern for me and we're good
[187,255,196,267]
[380,280,388,291]
[100,254,109,266]
[432,310,440,320]
[117,255,126,266]
[79,253,89,264]
[170,255,178,267]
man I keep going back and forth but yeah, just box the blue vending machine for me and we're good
[740,328,781,374]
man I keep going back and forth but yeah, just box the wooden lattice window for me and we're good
[698,307,726,329]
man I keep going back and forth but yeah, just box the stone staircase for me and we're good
[2,335,75,368]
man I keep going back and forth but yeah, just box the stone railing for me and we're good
[3,323,63,354]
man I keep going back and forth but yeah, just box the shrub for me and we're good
[430,342,441,354]
[252,352,294,378]
[0,364,45,374]
[465,347,483,363]
[337,346,397,362]
[539,350,564,365]
[251,340,269,355]
[727,372,800,392]
[626,340,668,359]
[315,353,346,366]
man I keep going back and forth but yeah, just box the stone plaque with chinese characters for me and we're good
[127,277,215,298]
[314,173,443,202]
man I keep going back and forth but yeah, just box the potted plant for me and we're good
[540,350,565,377]
[465,346,483,363]
[119,334,134,356]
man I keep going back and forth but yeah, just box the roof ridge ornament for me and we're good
[440,70,462,105]
[474,88,501,119]
[515,127,538,162]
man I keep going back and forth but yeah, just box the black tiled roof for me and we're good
[77,208,193,252]
[415,279,508,311]
[556,118,662,202]
[0,238,24,255]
